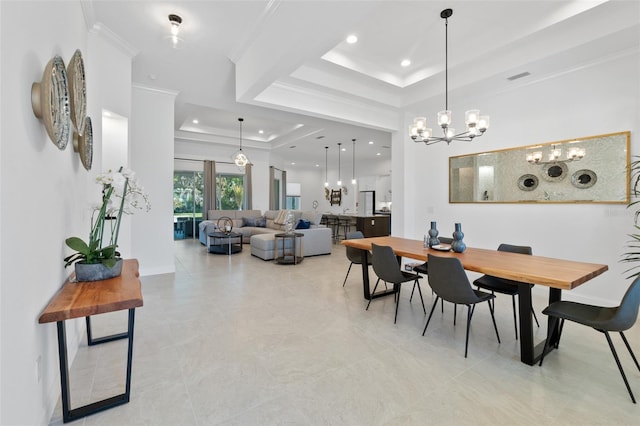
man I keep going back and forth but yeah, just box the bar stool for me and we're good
[325,214,339,242]
[336,215,352,242]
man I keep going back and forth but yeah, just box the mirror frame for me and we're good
[449,131,630,204]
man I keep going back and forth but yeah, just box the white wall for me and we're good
[131,86,177,276]
[398,51,640,306]
[0,2,131,424]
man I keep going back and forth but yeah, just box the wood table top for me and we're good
[39,259,143,324]
[342,236,608,290]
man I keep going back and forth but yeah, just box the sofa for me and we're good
[198,209,332,260]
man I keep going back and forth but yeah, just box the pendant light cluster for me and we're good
[323,140,358,189]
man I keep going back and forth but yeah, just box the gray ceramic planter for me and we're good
[75,258,123,282]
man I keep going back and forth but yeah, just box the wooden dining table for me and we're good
[341,236,608,365]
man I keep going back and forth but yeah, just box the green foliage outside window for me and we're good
[173,171,203,218]
[217,174,245,210]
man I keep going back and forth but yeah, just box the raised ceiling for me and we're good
[88,0,640,168]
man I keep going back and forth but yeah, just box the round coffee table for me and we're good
[207,231,243,255]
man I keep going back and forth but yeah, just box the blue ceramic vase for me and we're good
[451,223,466,253]
[428,221,440,247]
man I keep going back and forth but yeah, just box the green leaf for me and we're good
[65,237,90,254]
[102,258,118,268]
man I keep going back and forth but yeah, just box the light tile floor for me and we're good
[50,239,640,425]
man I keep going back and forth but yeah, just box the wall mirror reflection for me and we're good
[449,131,630,204]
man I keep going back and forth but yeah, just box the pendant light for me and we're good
[232,117,249,168]
[409,9,489,145]
[337,142,342,186]
[351,138,357,185]
[324,146,329,187]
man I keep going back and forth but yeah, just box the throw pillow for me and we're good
[256,216,266,228]
[243,217,258,227]
[296,219,311,229]
[274,209,288,225]
[301,211,322,225]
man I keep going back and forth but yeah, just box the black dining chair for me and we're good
[412,237,453,310]
[473,243,539,340]
[342,231,371,287]
[367,243,426,323]
[539,276,640,403]
[423,254,501,357]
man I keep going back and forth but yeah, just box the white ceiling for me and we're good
[87,0,640,168]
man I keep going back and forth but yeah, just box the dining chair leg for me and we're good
[410,282,416,302]
[555,319,565,349]
[454,304,457,326]
[342,262,353,287]
[487,298,501,344]
[532,305,540,327]
[604,330,637,403]
[366,279,381,311]
[619,332,640,372]
[464,305,473,358]
[423,297,440,336]
[539,316,559,367]
[511,295,518,340]
[414,280,426,314]
[394,284,402,324]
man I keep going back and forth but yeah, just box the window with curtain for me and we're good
[173,171,204,239]
[286,182,300,210]
[216,173,245,210]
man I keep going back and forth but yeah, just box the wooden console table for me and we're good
[39,259,143,423]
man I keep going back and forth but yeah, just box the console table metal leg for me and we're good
[57,308,136,423]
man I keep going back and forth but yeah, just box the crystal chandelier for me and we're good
[232,117,249,168]
[410,9,489,145]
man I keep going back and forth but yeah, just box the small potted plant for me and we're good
[64,167,150,281]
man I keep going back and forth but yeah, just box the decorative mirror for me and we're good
[571,169,597,189]
[517,174,539,191]
[541,162,568,182]
[449,131,629,203]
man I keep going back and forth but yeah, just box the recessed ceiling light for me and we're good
[401,59,411,67]
[258,129,264,134]
[341,147,346,152]
[315,164,320,167]
[346,34,358,44]
[376,152,381,156]
[192,119,199,124]
[291,162,296,165]
[368,141,374,145]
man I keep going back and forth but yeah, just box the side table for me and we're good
[274,232,304,264]
[38,259,143,423]
[207,231,243,254]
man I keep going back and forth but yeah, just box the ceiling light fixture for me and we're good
[351,139,357,185]
[232,117,249,168]
[337,142,342,186]
[401,59,411,67]
[168,14,183,48]
[346,34,358,44]
[324,146,329,187]
[409,9,489,145]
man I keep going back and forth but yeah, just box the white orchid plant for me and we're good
[64,167,150,268]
